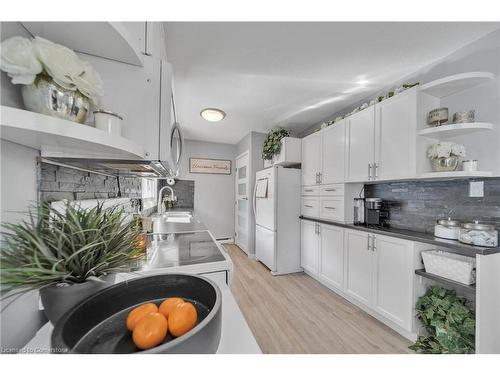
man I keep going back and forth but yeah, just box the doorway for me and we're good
[235,151,250,253]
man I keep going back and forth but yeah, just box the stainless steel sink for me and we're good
[151,211,194,232]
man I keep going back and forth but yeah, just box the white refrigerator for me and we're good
[253,166,302,275]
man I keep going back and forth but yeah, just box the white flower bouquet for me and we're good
[1,36,103,102]
[427,142,466,160]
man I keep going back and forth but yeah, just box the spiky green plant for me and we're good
[1,202,142,294]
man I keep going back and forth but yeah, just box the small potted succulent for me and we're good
[0,36,103,123]
[427,142,466,172]
[262,128,290,166]
[1,201,142,324]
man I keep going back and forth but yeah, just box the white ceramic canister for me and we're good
[93,110,123,136]
[462,160,478,172]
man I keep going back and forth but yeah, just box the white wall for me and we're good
[177,139,236,239]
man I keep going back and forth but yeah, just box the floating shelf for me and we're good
[415,269,476,293]
[420,72,494,98]
[419,171,493,179]
[418,122,494,139]
[0,106,146,160]
[21,22,144,67]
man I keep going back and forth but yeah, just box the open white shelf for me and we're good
[0,106,146,160]
[418,122,494,139]
[22,22,144,67]
[419,171,493,179]
[420,72,494,98]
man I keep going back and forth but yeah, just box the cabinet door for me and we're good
[374,89,417,180]
[159,61,173,162]
[344,230,372,305]
[322,120,346,184]
[301,220,319,276]
[82,54,161,159]
[319,224,344,291]
[372,234,413,331]
[346,107,375,182]
[301,133,322,185]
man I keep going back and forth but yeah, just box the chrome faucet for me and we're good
[157,186,176,215]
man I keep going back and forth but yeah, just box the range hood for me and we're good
[43,122,184,178]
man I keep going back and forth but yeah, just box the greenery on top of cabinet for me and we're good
[262,128,290,160]
[409,286,475,354]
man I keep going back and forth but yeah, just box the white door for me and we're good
[255,225,276,271]
[346,106,375,182]
[254,167,276,231]
[235,152,250,253]
[344,229,372,306]
[301,132,322,185]
[375,89,417,181]
[319,224,344,291]
[372,234,413,331]
[322,120,346,184]
[300,220,319,276]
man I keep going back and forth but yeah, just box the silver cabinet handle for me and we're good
[317,223,321,235]
[367,234,371,251]
[368,164,372,180]
[374,163,379,179]
[304,204,313,208]
[319,172,322,184]
[324,206,336,210]
[372,235,377,252]
[314,223,319,234]
[315,172,319,184]
[304,189,314,192]
[324,188,336,192]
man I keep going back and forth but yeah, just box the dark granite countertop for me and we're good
[300,215,500,256]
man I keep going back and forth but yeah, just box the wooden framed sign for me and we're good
[189,158,232,175]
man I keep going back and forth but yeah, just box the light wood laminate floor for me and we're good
[224,244,411,354]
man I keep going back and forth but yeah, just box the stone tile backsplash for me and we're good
[364,178,500,234]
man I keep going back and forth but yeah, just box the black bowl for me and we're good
[51,274,222,353]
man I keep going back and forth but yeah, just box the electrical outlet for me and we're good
[469,181,484,198]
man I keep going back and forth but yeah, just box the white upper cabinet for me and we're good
[322,119,346,184]
[319,224,344,291]
[346,106,375,182]
[301,132,322,185]
[375,89,417,181]
[371,234,414,332]
[301,220,320,276]
[344,230,373,306]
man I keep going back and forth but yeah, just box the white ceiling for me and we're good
[165,22,500,144]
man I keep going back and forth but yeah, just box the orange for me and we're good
[168,302,198,337]
[132,312,168,350]
[158,297,184,319]
[126,303,158,331]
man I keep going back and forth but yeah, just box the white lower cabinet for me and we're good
[301,223,416,337]
[300,220,319,276]
[319,224,344,291]
[371,234,414,332]
[345,230,373,305]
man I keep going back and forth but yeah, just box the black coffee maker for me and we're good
[365,198,389,227]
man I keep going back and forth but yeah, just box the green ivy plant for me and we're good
[409,286,475,354]
[262,128,290,161]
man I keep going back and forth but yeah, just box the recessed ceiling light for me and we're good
[200,108,226,122]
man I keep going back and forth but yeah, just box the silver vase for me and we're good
[21,76,90,124]
[431,156,459,172]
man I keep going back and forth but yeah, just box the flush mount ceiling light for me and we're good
[200,108,226,122]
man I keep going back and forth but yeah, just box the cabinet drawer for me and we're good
[301,185,320,196]
[301,197,320,217]
[320,198,345,222]
[320,184,345,196]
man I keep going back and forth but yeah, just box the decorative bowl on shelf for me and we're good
[452,110,475,124]
[21,76,90,124]
[427,107,448,127]
[431,156,459,172]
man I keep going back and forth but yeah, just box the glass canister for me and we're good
[459,221,498,247]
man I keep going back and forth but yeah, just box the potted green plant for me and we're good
[1,201,142,324]
[262,128,290,163]
[409,286,475,354]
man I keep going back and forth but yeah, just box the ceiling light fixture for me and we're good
[200,108,226,122]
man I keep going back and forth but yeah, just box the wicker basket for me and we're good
[421,250,476,285]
